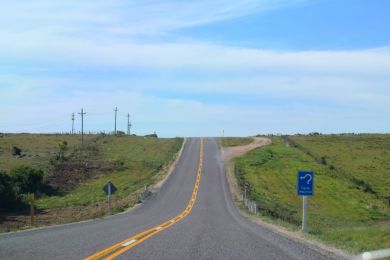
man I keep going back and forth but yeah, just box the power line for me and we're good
[78,108,86,145]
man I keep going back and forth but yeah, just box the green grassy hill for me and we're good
[0,134,183,231]
[234,135,390,253]
[288,135,390,203]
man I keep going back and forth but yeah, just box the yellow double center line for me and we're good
[85,138,204,260]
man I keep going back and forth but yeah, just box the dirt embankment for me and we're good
[222,137,271,202]
[222,137,272,161]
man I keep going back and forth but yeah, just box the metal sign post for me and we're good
[103,181,117,215]
[297,171,314,232]
[108,184,112,215]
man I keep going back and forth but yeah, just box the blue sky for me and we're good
[0,0,389,137]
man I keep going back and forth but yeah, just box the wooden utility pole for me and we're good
[127,113,131,135]
[78,108,86,145]
[114,107,118,136]
[71,113,75,134]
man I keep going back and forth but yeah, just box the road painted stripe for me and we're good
[85,138,204,260]
[121,240,137,247]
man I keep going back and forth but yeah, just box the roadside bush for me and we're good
[11,146,22,156]
[0,171,17,209]
[57,141,68,161]
[145,133,158,138]
[320,156,327,165]
[10,166,44,196]
[116,130,126,136]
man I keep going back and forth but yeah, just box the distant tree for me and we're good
[10,166,44,196]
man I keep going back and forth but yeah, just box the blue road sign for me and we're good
[103,181,117,195]
[297,171,314,196]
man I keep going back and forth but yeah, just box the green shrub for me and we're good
[320,156,327,165]
[116,131,126,136]
[57,141,68,160]
[11,146,22,156]
[145,133,158,138]
[10,166,44,196]
[0,171,17,209]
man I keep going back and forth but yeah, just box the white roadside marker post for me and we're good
[243,181,250,208]
[297,171,314,233]
[108,184,112,215]
[302,196,308,232]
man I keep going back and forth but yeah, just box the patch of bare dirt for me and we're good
[222,137,272,161]
[47,160,119,190]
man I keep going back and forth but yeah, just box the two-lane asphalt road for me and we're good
[0,138,341,259]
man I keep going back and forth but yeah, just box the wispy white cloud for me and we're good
[2,31,390,75]
[0,0,306,36]
[0,0,389,135]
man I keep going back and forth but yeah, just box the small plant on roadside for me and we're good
[320,156,327,165]
[57,141,68,161]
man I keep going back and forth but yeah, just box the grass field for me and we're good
[220,137,254,147]
[234,135,390,253]
[0,134,97,173]
[288,135,390,203]
[0,134,183,230]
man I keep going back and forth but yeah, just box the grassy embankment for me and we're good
[230,135,390,253]
[0,134,183,231]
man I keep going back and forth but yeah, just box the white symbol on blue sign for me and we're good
[297,171,314,196]
[300,173,312,185]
